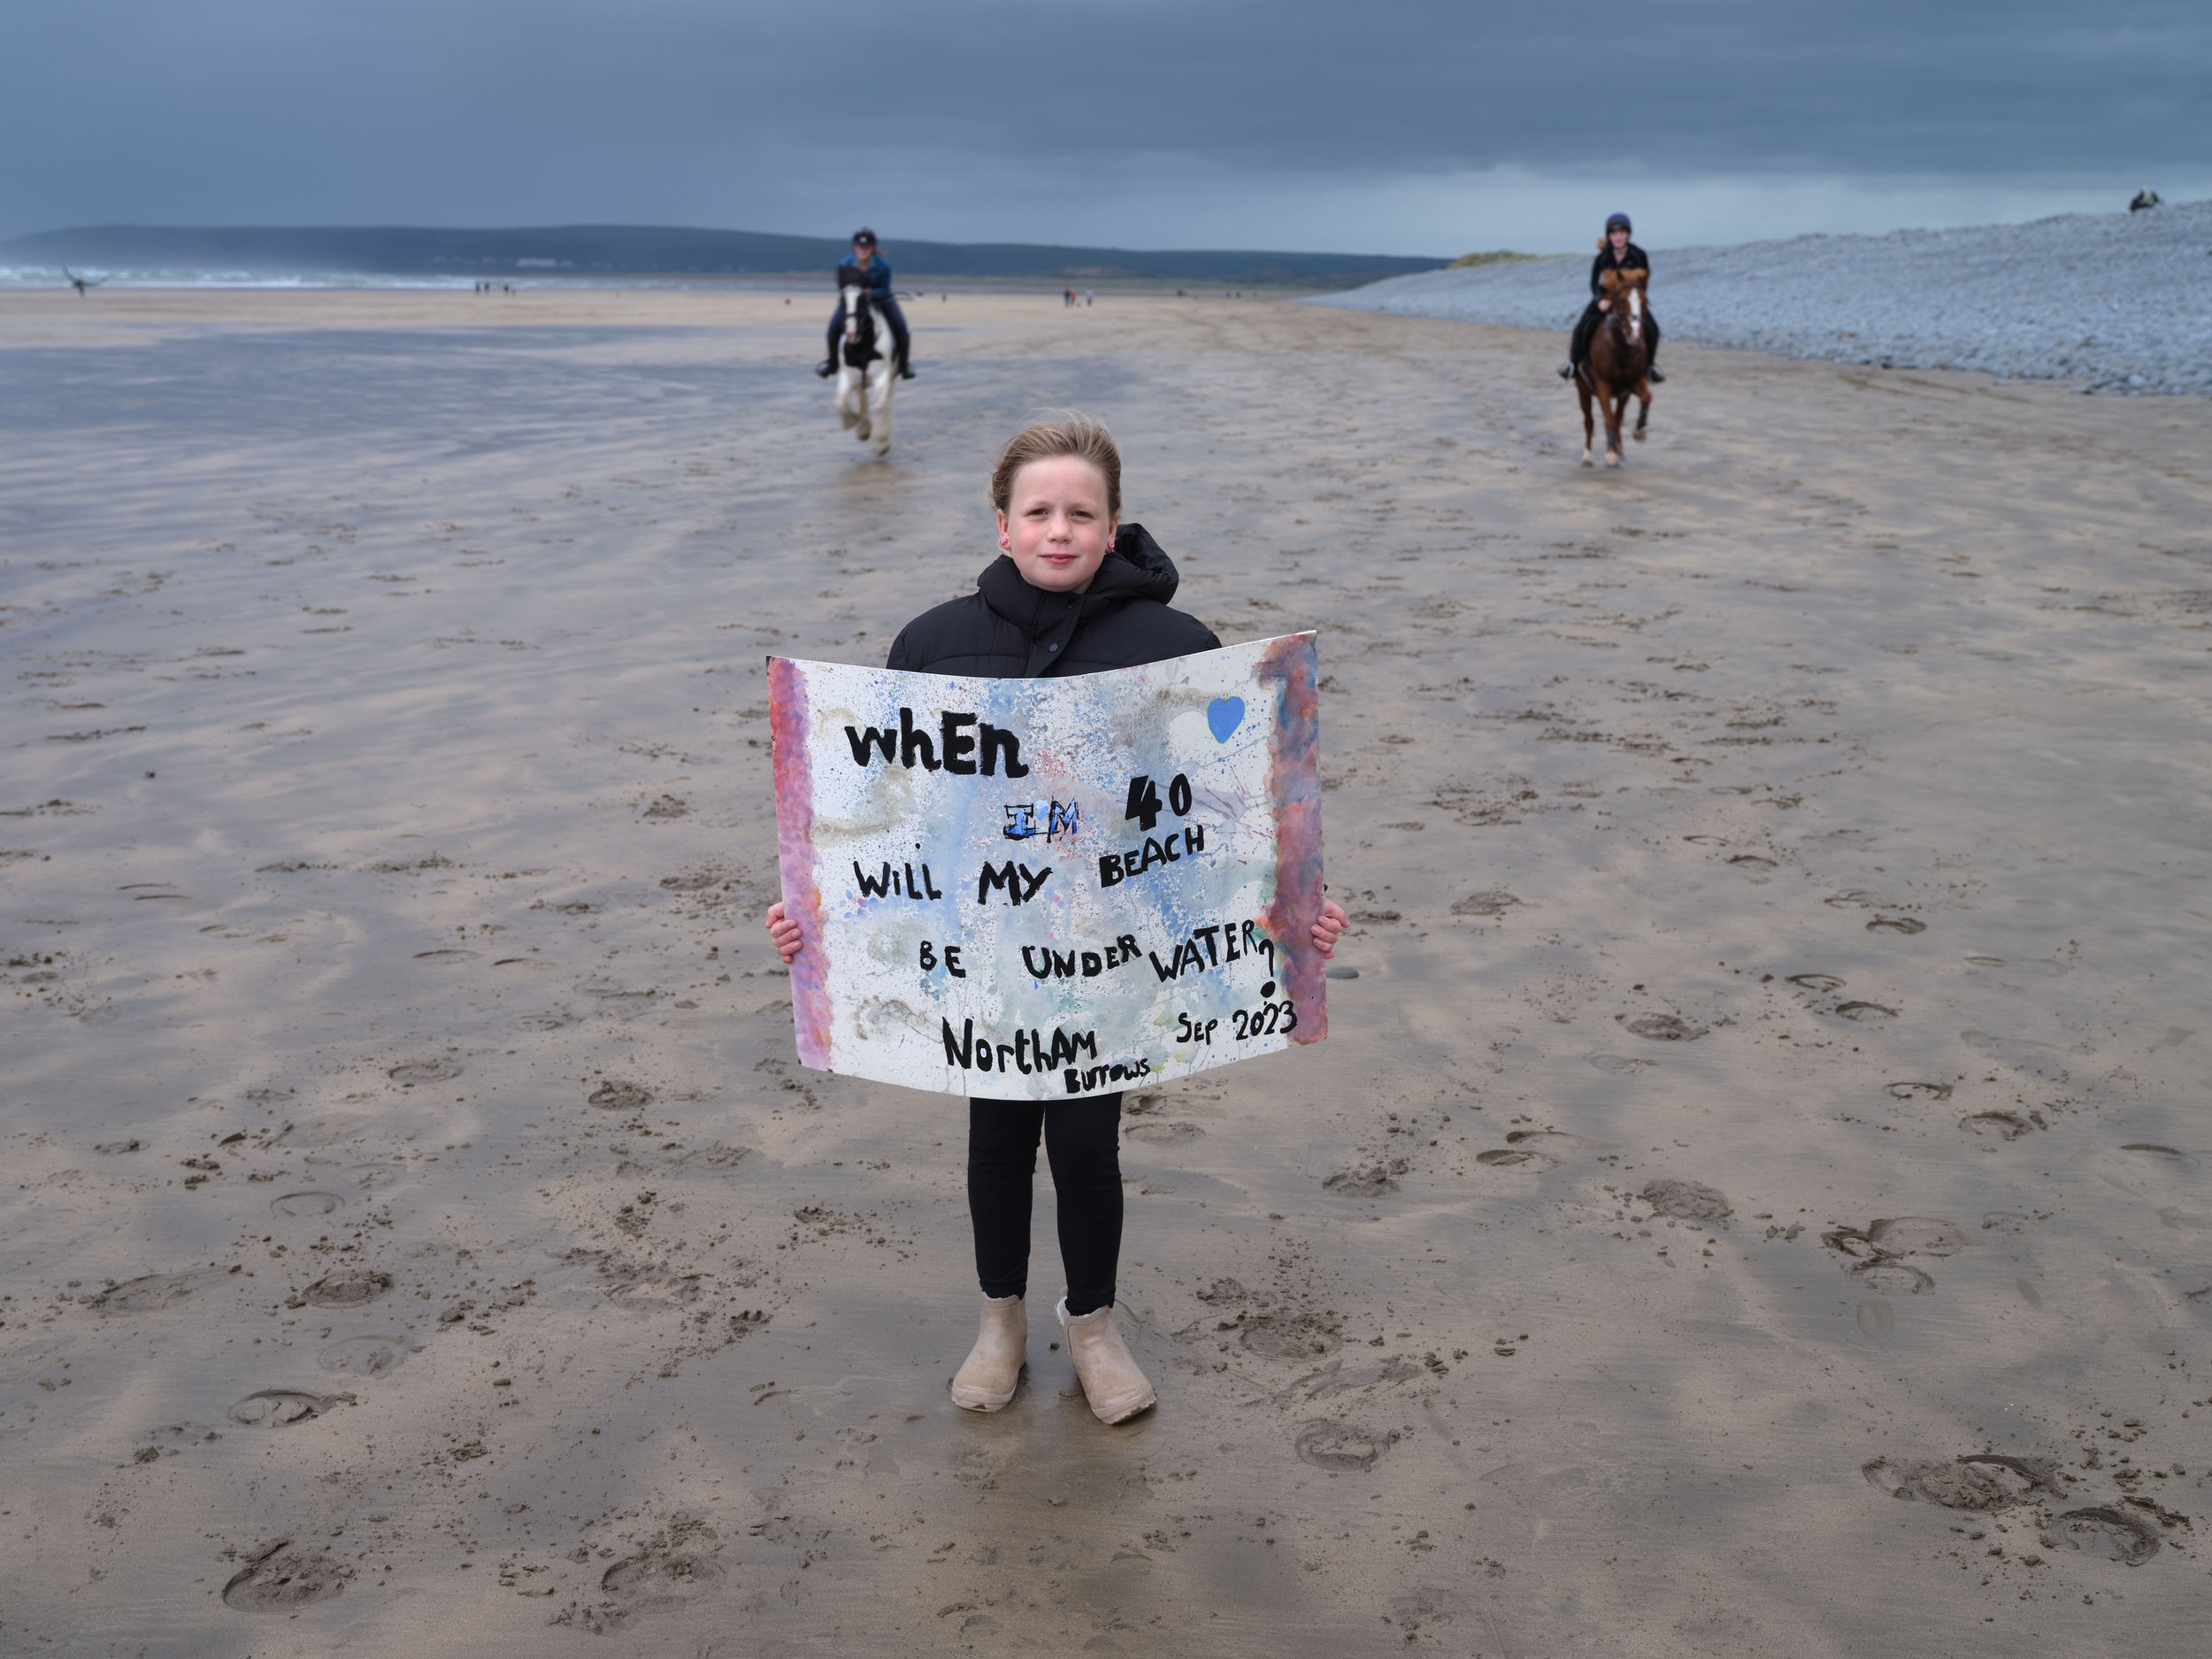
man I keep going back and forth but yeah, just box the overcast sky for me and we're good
[6,0,2206,254]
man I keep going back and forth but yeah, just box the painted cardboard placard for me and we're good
[769,634,1326,1099]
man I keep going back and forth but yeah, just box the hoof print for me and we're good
[1324,1163,1402,1197]
[388,1059,461,1085]
[2055,1505,2161,1565]
[299,1270,394,1310]
[228,1388,352,1427]
[1240,1311,1341,1361]
[1640,1179,1732,1222]
[1294,1420,1390,1471]
[223,1540,351,1610]
[1621,1014,1706,1041]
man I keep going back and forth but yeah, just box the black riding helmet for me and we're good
[852,227,879,248]
[1605,212,1632,234]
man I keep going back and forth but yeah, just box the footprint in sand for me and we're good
[1621,1014,1707,1041]
[1588,1053,1655,1074]
[1449,890,1522,918]
[1294,1420,1392,1471]
[222,1540,352,1611]
[1477,1130,1587,1171]
[340,1162,407,1191]
[300,1270,394,1310]
[1852,1260,1935,1293]
[565,1518,726,1631]
[92,1269,228,1315]
[1962,1030,2071,1079]
[317,1334,413,1378]
[2120,1142,2198,1167]
[588,1080,654,1110]
[2054,1506,2161,1565]
[1885,1081,1953,1102]
[1962,1110,2036,1141]
[1833,1001,1899,1021]
[2085,1144,2203,1200]
[1787,973,1845,993]
[672,1144,756,1171]
[1866,917,1926,935]
[1853,1217,1968,1256]
[228,1388,353,1427]
[1727,854,1777,871]
[411,949,480,962]
[1324,1163,1402,1196]
[1125,1121,1206,1144]
[1240,1311,1342,1361]
[269,1191,343,1218]
[1640,1179,1732,1222]
[511,1013,573,1032]
[1825,1217,1962,1291]
[388,1059,461,1085]
[598,1547,726,1609]
[1862,1454,2059,1510]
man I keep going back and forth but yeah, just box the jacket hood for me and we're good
[976,523,1179,637]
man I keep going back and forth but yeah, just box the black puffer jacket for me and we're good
[1589,242,1651,297]
[885,525,1219,678]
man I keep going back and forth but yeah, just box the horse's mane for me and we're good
[1599,268,1648,291]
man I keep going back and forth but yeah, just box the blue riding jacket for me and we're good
[838,253,895,298]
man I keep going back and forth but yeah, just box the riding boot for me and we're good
[1056,1296,1156,1425]
[1558,361,1576,380]
[816,358,836,379]
[895,340,916,380]
[949,1294,1027,1412]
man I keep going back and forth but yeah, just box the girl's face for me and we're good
[996,456,1117,593]
[1609,227,1631,253]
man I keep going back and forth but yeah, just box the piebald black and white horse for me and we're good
[834,278,897,456]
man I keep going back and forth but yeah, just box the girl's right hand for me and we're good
[764,901,803,963]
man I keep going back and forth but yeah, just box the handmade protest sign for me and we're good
[768,634,1325,1099]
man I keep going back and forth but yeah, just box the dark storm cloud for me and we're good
[4,0,2205,240]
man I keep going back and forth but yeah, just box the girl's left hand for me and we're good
[1310,898,1348,958]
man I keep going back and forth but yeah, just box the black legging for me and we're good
[967,1094,1123,1316]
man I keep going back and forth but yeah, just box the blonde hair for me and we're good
[989,414,1122,521]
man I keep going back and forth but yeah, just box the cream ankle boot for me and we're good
[949,1294,1026,1411]
[1056,1296,1156,1425]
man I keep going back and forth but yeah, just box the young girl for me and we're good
[764,415,1347,1425]
[1561,211,1664,384]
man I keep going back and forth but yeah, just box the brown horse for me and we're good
[1575,268,1652,467]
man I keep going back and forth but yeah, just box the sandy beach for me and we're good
[3,288,2208,1656]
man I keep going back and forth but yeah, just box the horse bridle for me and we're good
[843,283,881,368]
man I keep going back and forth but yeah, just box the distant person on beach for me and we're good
[818,227,914,381]
[764,416,1348,1425]
[1561,212,1665,384]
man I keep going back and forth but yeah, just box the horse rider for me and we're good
[1559,212,1663,385]
[818,227,915,380]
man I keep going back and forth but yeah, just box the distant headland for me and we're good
[0,224,1448,290]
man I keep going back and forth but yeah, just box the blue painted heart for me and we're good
[1206,696,1245,743]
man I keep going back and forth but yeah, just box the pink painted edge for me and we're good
[768,657,833,1070]
[1256,633,1327,1044]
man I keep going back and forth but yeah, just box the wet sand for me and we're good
[2,288,2208,1655]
